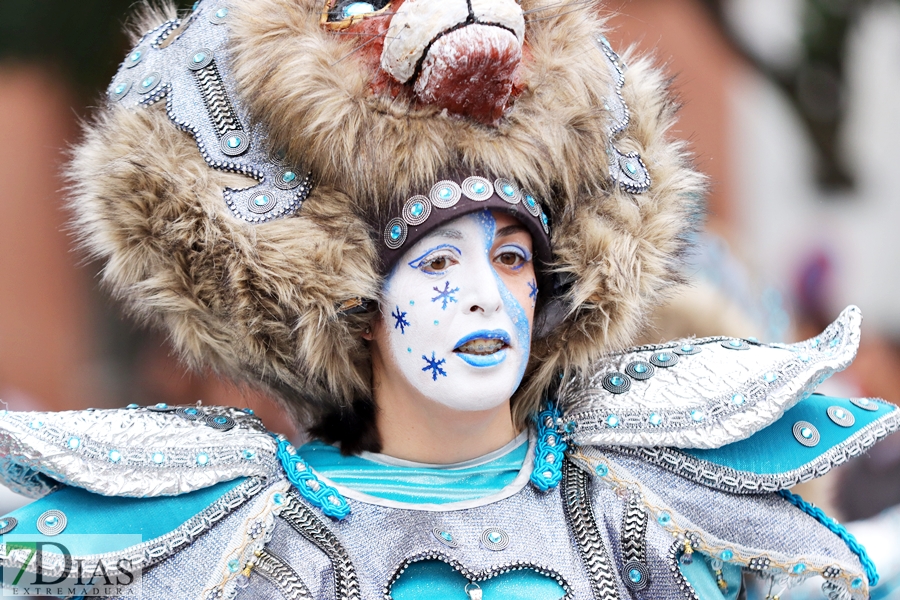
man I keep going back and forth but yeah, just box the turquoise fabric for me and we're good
[680,554,743,600]
[297,438,528,504]
[390,560,565,600]
[1,479,246,555]
[684,395,893,475]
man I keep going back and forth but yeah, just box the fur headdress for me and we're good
[68,0,704,438]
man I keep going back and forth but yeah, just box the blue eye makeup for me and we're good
[494,244,532,270]
[407,244,462,274]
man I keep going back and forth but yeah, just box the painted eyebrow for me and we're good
[433,228,463,239]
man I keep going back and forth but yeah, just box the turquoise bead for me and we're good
[410,202,424,217]
[629,568,642,583]
[595,464,609,477]
[227,136,241,149]
[228,559,240,573]
[792,563,806,574]
[657,512,671,525]
[488,531,502,544]
[649,413,662,426]
[216,7,229,18]
[281,171,296,183]
[254,195,269,207]
[390,224,402,240]
[193,52,206,63]
[720,549,734,561]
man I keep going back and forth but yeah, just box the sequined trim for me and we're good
[279,491,360,600]
[382,551,573,600]
[667,541,701,600]
[611,405,900,494]
[561,458,621,600]
[254,548,313,600]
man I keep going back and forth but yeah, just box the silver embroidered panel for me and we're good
[0,406,279,498]
[106,1,312,223]
[0,477,265,585]
[561,305,862,449]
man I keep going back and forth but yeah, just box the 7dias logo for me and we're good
[0,535,143,597]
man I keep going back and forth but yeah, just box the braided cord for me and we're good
[531,405,567,491]
[275,436,351,520]
[778,489,878,586]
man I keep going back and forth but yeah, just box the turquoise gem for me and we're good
[764,372,778,383]
[242,449,256,460]
[793,563,806,574]
[681,345,694,352]
[720,549,734,561]
[606,415,619,428]
[185,407,199,415]
[142,76,155,88]
[610,375,625,387]
[130,51,142,62]
[541,213,549,225]
[196,453,209,465]
[732,393,745,405]
[216,7,229,18]
[227,136,241,149]
[0,520,7,529]
[658,353,670,361]
[525,195,535,206]
[254,195,269,206]
[273,492,284,506]
[657,512,671,525]
[730,340,742,347]
[193,52,206,63]
[439,187,452,199]
[629,569,642,583]
[390,224,402,240]
[156,403,168,409]
[798,353,811,362]
[281,171,296,183]
[801,427,813,439]
[214,416,228,424]
[835,409,846,418]
[502,184,514,196]
[109,450,121,462]
[411,202,424,217]
[126,404,139,409]
[342,1,375,18]
[473,182,486,193]
[67,437,80,449]
[633,363,648,374]
[599,35,611,48]
[595,464,609,477]
[243,408,254,415]
[858,398,870,407]
[852,578,863,589]
[440,531,453,542]
[228,559,240,573]
[691,410,705,422]
[625,161,637,175]
[649,413,662,426]
[153,452,165,464]
[115,83,127,94]
[44,516,59,528]
[488,531,502,544]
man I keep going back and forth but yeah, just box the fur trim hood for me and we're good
[68,0,704,430]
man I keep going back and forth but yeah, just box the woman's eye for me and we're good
[498,252,522,267]
[425,257,449,272]
[494,245,530,270]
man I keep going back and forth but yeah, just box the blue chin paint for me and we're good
[455,349,508,368]
[474,211,531,388]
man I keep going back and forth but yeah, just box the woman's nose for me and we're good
[461,259,504,315]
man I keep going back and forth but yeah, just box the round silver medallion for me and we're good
[208,6,230,24]
[205,414,236,431]
[402,195,432,226]
[623,560,651,591]
[383,218,408,250]
[176,406,205,421]
[220,131,250,156]
[187,48,214,71]
[521,192,541,217]
[649,352,679,368]
[429,181,462,209]
[601,372,631,394]
[0,517,17,535]
[109,80,132,102]
[480,527,510,551]
[721,339,750,351]
[248,193,276,214]
[625,361,655,381]
[37,510,67,536]
[137,71,162,95]
[850,397,878,412]
[826,406,855,428]
[274,169,303,191]
[493,178,521,204]
[792,421,820,447]
[431,528,458,548]
[461,177,494,201]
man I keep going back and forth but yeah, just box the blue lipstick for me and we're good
[453,330,511,368]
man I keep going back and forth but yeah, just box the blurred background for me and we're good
[0,0,898,594]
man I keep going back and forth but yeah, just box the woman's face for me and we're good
[372,210,537,412]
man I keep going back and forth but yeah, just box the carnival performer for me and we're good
[0,0,896,599]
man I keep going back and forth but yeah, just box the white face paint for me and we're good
[375,210,538,412]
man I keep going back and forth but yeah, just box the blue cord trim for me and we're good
[275,436,350,520]
[531,405,567,491]
[778,489,878,586]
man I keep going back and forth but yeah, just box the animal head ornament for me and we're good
[69,0,704,436]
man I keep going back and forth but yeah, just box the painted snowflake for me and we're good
[431,281,460,310]
[392,306,410,334]
[528,279,538,305]
[421,352,448,381]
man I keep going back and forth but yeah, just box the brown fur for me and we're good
[68,0,705,436]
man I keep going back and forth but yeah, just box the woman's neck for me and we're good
[371,350,518,464]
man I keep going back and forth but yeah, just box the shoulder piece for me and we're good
[561,305,862,448]
[610,394,899,494]
[0,405,281,498]
[0,477,280,588]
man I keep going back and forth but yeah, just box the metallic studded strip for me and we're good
[667,541,701,600]
[382,551,573,600]
[622,495,648,564]
[561,458,621,600]
[254,548,314,600]
[610,406,900,495]
[192,60,242,138]
[562,306,863,449]
[279,491,360,600]
[1,477,264,581]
